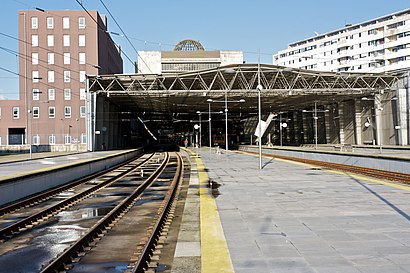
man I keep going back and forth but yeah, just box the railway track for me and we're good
[244,150,410,184]
[0,152,184,273]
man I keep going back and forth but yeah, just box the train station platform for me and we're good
[0,150,128,181]
[180,147,410,273]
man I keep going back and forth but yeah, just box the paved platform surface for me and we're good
[188,147,410,273]
[0,150,124,181]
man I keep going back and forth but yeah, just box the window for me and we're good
[63,53,71,64]
[32,53,39,65]
[65,135,71,144]
[49,135,56,145]
[63,35,70,46]
[32,107,39,118]
[63,17,70,29]
[31,35,38,47]
[80,88,86,100]
[81,133,87,144]
[32,71,39,82]
[79,71,86,83]
[64,71,71,82]
[48,89,55,100]
[31,17,38,29]
[47,17,54,29]
[79,35,86,46]
[32,89,40,100]
[48,106,55,118]
[64,88,71,100]
[48,71,55,83]
[48,53,54,64]
[80,106,86,118]
[33,135,40,145]
[78,17,85,29]
[0,107,2,119]
[12,107,19,119]
[47,35,54,47]
[64,106,71,118]
[79,53,86,64]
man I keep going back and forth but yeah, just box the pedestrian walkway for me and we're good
[190,147,410,273]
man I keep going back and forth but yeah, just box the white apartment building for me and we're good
[273,8,410,73]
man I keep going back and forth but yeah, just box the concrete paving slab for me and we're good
[196,148,410,273]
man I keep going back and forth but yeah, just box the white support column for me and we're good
[338,102,345,145]
[354,98,363,145]
[398,88,408,145]
[374,94,383,148]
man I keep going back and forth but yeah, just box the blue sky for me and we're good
[0,0,408,99]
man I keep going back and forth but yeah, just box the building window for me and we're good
[48,89,55,100]
[32,89,40,100]
[65,134,71,144]
[31,17,38,29]
[47,17,54,29]
[48,71,55,83]
[63,17,70,29]
[31,35,38,47]
[63,35,70,46]
[79,71,86,83]
[49,135,56,145]
[80,88,86,100]
[64,71,71,82]
[80,106,86,118]
[81,133,86,144]
[48,52,54,64]
[79,35,86,46]
[63,52,71,64]
[32,107,39,118]
[64,88,71,100]
[32,53,39,65]
[0,107,2,119]
[78,17,86,29]
[32,71,39,82]
[12,107,19,119]
[33,135,40,145]
[79,53,86,64]
[48,106,55,118]
[47,35,54,47]
[64,106,71,118]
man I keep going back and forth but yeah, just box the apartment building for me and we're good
[273,9,410,73]
[137,39,243,74]
[0,10,122,150]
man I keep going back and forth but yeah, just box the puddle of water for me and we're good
[57,207,113,221]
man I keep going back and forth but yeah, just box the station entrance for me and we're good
[87,64,403,151]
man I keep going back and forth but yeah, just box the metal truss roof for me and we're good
[88,63,401,115]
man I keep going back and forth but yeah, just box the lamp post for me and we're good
[196,111,202,148]
[257,48,262,169]
[207,98,245,151]
[302,102,329,150]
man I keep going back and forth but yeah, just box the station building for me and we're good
[0,10,122,151]
[137,39,243,74]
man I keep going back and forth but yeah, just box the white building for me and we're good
[137,39,243,74]
[273,9,410,73]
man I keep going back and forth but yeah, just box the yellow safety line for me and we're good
[240,150,410,191]
[183,148,234,273]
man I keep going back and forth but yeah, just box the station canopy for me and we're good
[88,64,401,123]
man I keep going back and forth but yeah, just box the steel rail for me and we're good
[0,153,155,240]
[39,152,171,273]
[131,153,183,272]
[0,151,148,217]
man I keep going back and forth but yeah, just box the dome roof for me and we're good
[174,40,205,51]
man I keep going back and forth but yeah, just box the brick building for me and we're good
[0,9,122,151]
